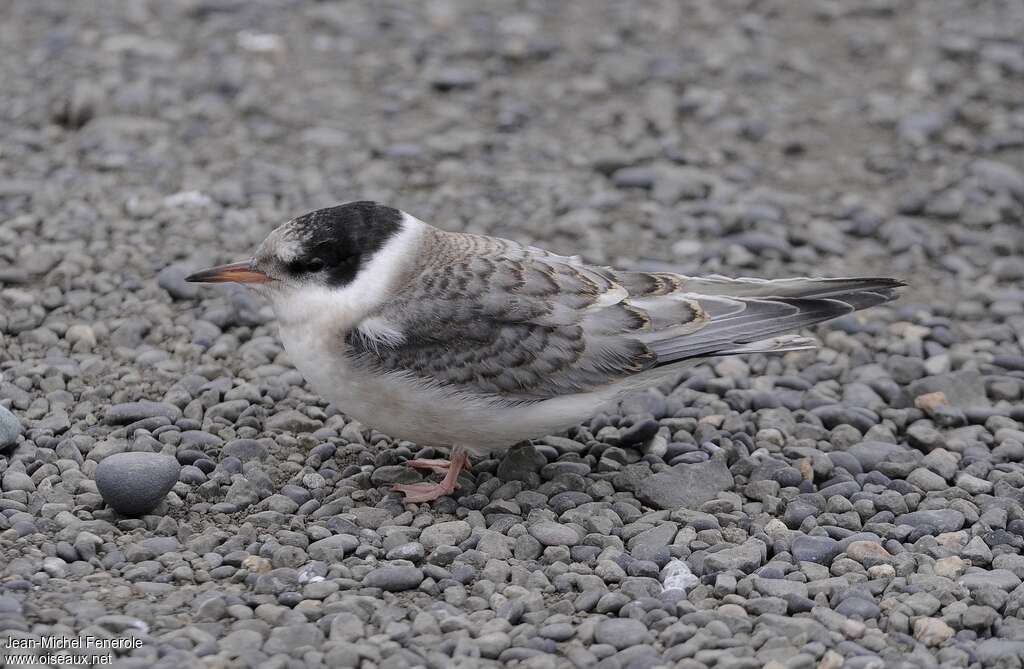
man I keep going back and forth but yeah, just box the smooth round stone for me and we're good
[528,521,580,547]
[104,401,182,425]
[593,618,651,649]
[792,535,841,564]
[420,520,471,549]
[836,596,881,619]
[0,406,22,449]
[95,452,181,516]
[362,566,424,591]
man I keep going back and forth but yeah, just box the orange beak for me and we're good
[185,260,269,284]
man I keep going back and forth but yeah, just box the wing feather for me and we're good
[345,230,903,402]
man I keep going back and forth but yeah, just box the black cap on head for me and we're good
[281,201,403,287]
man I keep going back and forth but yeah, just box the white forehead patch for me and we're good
[258,222,304,263]
[275,236,302,263]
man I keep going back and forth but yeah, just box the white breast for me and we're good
[278,320,612,454]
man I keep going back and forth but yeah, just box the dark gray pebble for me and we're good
[95,452,181,516]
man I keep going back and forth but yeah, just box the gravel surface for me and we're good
[2,1,1024,668]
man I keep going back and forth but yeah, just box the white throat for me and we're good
[269,211,425,334]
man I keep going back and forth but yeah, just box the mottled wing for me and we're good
[346,235,662,402]
[346,231,902,402]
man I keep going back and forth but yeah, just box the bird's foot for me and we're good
[391,480,460,503]
[404,457,472,474]
[404,458,454,474]
[394,446,470,504]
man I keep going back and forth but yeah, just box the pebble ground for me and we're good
[2,1,1024,668]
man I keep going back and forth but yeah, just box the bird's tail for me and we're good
[683,275,904,308]
[713,334,819,356]
[647,276,904,362]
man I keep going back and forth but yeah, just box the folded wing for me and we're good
[345,232,903,402]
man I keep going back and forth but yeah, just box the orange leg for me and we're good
[404,458,454,474]
[393,446,470,503]
[404,455,473,474]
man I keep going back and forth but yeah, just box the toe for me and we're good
[392,482,453,503]
[404,458,452,474]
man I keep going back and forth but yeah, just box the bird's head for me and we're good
[185,201,407,304]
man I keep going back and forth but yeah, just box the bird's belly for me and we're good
[279,329,606,454]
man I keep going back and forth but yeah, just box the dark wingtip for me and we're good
[856,277,907,288]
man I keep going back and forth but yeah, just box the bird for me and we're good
[186,201,903,503]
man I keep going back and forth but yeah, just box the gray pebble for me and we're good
[593,618,651,650]
[105,401,182,425]
[0,406,22,449]
[157,263,201,300]
[223,439,268,461]
[635,453,733,510]
[362,566,424,591]
[308,535,358,562]
[529,521,580,547]
[420,520,471,549]
[497,444,547,482]
[896,510,965,536]
[703,538,766,574]
[792,536,841,565]
[2,470,35,493]
[95,452,181,516]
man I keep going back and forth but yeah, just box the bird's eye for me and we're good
[286,257,326,275]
